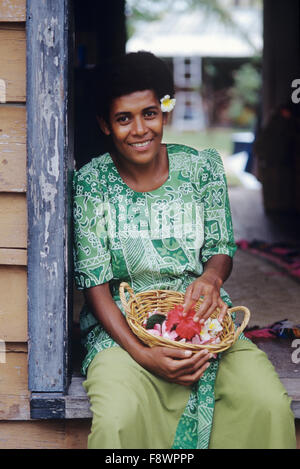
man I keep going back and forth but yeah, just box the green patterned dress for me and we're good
[73,144,238,448]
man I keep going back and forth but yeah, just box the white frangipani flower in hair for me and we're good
[160,94,176,112]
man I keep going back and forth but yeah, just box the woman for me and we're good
[73,51,296,449]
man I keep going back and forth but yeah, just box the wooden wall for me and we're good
[0,0,28,425]
[0,0,90,448]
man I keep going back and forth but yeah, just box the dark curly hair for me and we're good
[94,51,175,123]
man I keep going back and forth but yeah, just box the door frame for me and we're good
[26,0,74,400]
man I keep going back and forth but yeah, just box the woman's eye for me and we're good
[144,110,157,118]
[117,115,130,123]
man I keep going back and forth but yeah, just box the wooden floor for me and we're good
[228,186,300,244]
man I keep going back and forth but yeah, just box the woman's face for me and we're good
[100,89,167,165]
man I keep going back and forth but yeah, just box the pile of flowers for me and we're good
[143,304,223,345]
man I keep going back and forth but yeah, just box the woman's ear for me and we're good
[162,113,168,126]
[96,115,111,136]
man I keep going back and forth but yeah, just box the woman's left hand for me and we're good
[182,272,228,324]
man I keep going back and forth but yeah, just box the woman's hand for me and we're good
[137,346,213,386]
[182,270,228,324]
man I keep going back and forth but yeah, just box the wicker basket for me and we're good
[120,281,250,354]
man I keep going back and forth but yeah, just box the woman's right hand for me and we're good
[137,346,213,386]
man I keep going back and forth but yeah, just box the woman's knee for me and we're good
[233,371,293,422]
[92,400,136,434]
[257,386,293,421]
[83,349,147,447]
[219,341,294,419]
[88,395,144,449]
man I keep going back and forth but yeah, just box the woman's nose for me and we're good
[132,116,147,136]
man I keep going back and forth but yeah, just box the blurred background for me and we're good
[126,0,263,192]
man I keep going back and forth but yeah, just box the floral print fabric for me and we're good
[73,143,238,448]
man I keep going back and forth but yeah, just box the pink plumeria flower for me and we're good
[191,334,202,345]
[147,329,161,337]
[163,330,178,340]
[161,321,178,340]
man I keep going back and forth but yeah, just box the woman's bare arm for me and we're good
[84,282,147,359]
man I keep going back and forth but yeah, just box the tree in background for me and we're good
[125,0,262,129]
[126,0,262,53]
[228,61,262,128]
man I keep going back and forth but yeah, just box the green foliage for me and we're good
[146,313,166,329]
[228,62,262,128]
[231,63,261,107]
[126,0,262,49]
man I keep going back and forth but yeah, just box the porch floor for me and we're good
[227,186,300,328]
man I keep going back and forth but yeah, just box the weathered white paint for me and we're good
[39,173,58,245]
[0,79,6,103]
[0,339,6,364]
[27,0,73,394]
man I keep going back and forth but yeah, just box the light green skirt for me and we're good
[83,339,296,449]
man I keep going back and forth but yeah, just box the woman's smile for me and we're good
[128,138,154,151]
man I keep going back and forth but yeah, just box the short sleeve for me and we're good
[72,168,113,290]
[199,149,237,263]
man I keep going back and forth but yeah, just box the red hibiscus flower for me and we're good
[165,304,184,332]
[165,304,202,340]
[175,317,202,340]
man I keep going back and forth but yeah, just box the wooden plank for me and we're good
[0,343,30,420]
[254,338,299,379]
[29,374,92,420]
[64,420,90,449]
[254,337,300,418]
[0,419,90,449]
[64,373,300,419]
[0,0,26,22]
[0,248,27,265]
[0,193,27,248]
[0,265,27,341]
[27,0,74,393]
[281,377,300,417]
[0,25,26,102]
[0,420,66,448]
[65,375,92,419]
[281,378,300,401]
[30,394,65,419]
[0,105,26,192]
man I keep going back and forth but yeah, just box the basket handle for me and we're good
[227,305,251,342]
[119,281,141,314]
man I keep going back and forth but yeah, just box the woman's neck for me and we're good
[110,144,169,192]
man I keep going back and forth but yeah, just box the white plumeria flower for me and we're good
[206,318,223,337]
[199,331,211,343]
[160,94,176,112]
